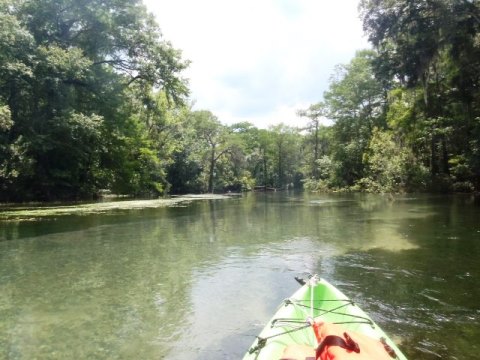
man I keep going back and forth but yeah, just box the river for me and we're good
[0,193,479,359]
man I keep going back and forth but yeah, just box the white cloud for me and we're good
[143,0,369,128]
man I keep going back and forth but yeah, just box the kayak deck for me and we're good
[244,276,407,359]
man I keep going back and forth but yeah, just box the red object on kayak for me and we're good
[312,322,396,359]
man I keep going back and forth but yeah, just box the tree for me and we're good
[0,0,189,200]
[19,0,189,101]
[229,123,274,188]
[269,124,302,189]
[297,103,328,179]
[191,111,232,193]
[358,128,428,193]
[360,0,480,188]
[323,50,387,187]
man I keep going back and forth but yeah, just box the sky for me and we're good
[143,0,370,128]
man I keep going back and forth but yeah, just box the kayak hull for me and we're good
[243,276,407,360]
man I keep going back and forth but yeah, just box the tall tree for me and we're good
[360,0,480,187]
[269,124,302,189]
[191,111,232,193]
[0,0,189,200]
[229,123,275,188]
[297,103,328,179]
[323,50,386,187]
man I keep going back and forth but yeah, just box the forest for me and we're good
[1,0,479,201]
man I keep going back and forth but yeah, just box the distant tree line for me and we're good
[1,0,479,201]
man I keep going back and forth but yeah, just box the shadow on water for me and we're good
[325,194,480,359]
[0,193,479,359]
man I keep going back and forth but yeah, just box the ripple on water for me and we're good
[415,339,446,359]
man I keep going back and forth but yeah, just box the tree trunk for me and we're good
[263,148,267,187]
[208,147,215,193]
[430,135,439,176]
[278,142,283,188]
[441,136,449,175]
[314,120,319,179]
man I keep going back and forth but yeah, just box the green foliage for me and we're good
[233,125,275,188]
[321,50,387,187]
[359,0,480,191]
[358,128,428,193]
[0,3,34,81]
[449,155,475,192]
[25,111,104,199]
[1,0,479,200]
[386,88,417,131]
[297,103,328,179]
[0,0,189,201]
[184,111,260,193]
[315,155,334,181]
[269,124,303,189]
[0,105,12,131]
[301,0,480,194]
[303,156,335,192]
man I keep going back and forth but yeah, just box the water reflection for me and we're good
[0,193,479,359]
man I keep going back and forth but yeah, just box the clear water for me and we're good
[1,193,479,359]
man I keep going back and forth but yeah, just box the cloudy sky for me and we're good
[143,0,369,128]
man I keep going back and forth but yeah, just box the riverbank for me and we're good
[0,194,235,222]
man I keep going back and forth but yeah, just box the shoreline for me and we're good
[0,194,236,222]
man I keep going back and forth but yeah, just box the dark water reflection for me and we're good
[1,193,479,359]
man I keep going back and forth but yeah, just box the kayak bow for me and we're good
[244,275,407,360]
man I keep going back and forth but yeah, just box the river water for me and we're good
[0,193,479,359]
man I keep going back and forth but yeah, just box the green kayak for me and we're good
[243,275,407,360]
